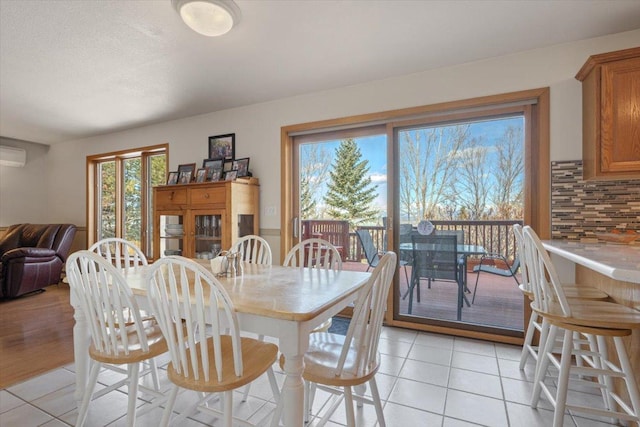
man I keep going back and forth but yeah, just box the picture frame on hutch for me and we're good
[224,170,238,181]
[208,133,235,161]
[177,163,196,184]
[232,157,250,177]
[203,158,223,170]
[166,171,179,185]
[195,168,207,183]
[206,167,222,182]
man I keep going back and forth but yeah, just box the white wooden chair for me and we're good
[231,234,272,265]
[89,237,162,382]
[273,251,397,427]
[88,237,148,273]
[523,227,640,427]
[66,250,168,427]
[283,237,342,270]
[146,256,280,427]
[278,238,344,406]
[283,237,342,333]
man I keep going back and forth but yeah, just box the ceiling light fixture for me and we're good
[172,0,241,37]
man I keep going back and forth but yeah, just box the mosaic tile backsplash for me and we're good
[551,160,640,240]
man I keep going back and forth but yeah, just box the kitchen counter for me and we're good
[542,240,640,284]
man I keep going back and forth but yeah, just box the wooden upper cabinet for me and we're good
[576,47,640,180]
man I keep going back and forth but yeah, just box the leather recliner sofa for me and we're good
[0,223,77,298]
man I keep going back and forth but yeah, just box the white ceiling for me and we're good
[1,0,639,145]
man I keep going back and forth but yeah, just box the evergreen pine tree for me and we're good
[323,139,379,228]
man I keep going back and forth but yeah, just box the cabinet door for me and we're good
[157,210,186,258]
[191,210,226,259]
[600,57,640,174]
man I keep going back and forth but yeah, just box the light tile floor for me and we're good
[0,326,621,426]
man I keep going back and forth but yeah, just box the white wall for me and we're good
[2,30,639,232]
[0,138,50,223]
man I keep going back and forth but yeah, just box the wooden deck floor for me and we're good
[343,261,525,331]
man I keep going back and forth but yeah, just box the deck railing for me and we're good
[317,220,523,263]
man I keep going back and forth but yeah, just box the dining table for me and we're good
[70,259,372,427]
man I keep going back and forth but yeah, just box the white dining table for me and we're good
[70,259,371,427]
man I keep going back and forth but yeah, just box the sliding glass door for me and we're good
[291,126,388,258]
[283,88,549,340]
[393,114,525,334]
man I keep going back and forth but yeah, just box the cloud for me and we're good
[370,173,387,184]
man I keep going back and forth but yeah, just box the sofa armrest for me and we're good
[1,247,57,263]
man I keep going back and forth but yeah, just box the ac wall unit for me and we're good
[0,145,26,167]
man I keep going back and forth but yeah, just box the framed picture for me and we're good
[206,167,223,182]
[178,170,192,184]
[224,170,238,181]
[203,158,223,170]
[195,168,207,183]
[177,163,196,183]
[178,163,196,176]
[223,159,234,172]
[232,157,250,177]
[166,171,179,185]
[208,133,235,161]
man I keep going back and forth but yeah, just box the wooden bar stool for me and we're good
[512,225,608,372]
[523,227,640,427]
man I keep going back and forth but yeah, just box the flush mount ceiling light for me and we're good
[172,0,241,37]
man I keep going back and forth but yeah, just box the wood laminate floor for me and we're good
[0,283,75,388]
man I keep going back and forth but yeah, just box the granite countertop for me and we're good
[542,240,640,284]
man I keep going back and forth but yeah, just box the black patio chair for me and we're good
[471,254,521,304]
[408,234,468,320]
[356,229,409,288]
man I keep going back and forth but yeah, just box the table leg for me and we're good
[72,305,90,404]
[281,354,305,427]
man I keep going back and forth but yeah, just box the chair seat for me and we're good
[472,264,515,277]
[518,284,534,299]
[314,318,333,333]
[521,283,608,300]
[532,299,640,330]
[167,335,278,393]
[89,318,168,364]
[290,332,379,387]
[561,284,609,300]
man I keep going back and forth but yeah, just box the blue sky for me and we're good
[303,116,524,220]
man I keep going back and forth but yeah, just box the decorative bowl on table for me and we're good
[594,230,639,244]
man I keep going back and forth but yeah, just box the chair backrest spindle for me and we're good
[522,226,572,317]
[146,256,244,383]
[66,250,148,356]
[284,238,342,270]
[89,237,148,273]
[335,252,396,377]
[231,235,272,265]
